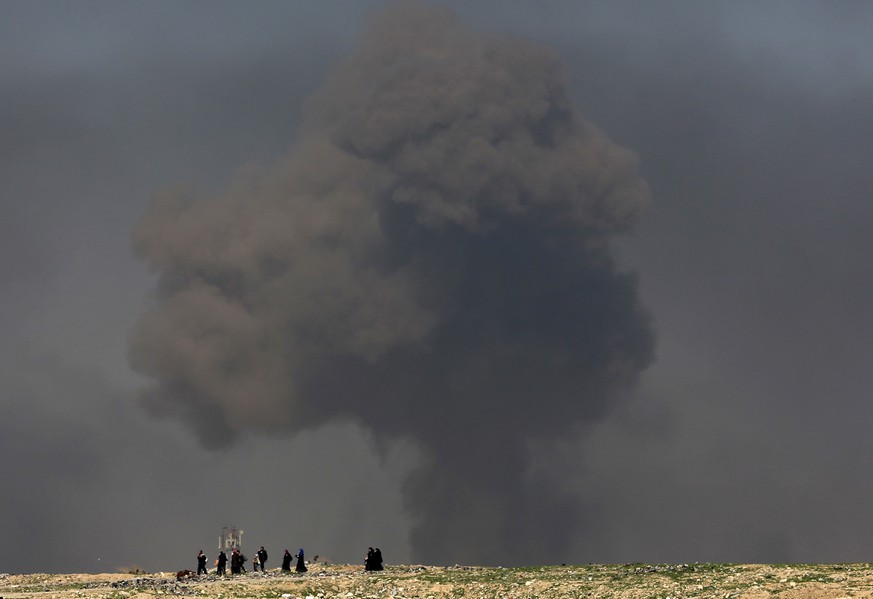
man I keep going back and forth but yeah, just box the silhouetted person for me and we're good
[230,549,241,575]
[373,548,383,571]
[281,549,292,571]
[217,551,227,576]
[295,548,307,573]
[197,550,208,575]
[365,547,374,571]
[257,546,268,573]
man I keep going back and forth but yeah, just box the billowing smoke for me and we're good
[129,1,654,565]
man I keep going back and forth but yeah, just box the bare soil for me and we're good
[2,563,873,598]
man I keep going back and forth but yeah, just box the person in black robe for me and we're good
[373,548,383,571]
[281,550,292,571]
[257,546,268,573]
[216,551,227,576]
[295,548,307,573]
[365,547,374,571]
[197,550,208,575]
[230,549,241,575]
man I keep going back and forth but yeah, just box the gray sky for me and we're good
[3,0,873,573]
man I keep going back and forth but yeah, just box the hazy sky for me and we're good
[3,0,873,573]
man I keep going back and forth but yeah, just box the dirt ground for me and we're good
[3,563,873,598]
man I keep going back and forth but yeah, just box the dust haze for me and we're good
[7,0,872,574]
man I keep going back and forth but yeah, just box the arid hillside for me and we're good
[2,563,872,598]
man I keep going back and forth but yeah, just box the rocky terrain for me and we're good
[3,563,873,598]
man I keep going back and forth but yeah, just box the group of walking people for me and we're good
[364,547,383,571]
[197,546,306,576]
[281,548,308,573]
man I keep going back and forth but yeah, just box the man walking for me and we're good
[257,546,268,573]
[197,550,208,575]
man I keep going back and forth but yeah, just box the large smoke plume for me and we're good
[129,1,654,565]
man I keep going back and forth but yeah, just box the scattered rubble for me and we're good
[3,563,872,598]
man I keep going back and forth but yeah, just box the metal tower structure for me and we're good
[219,525,244,553]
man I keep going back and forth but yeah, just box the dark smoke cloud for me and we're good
[130,1,654,565]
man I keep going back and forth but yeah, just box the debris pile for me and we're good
[110,577,191,594]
